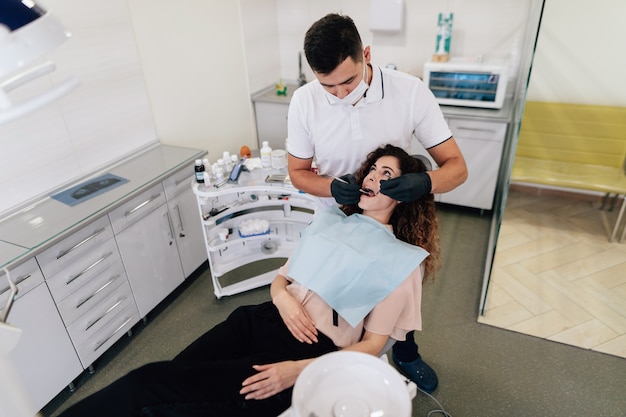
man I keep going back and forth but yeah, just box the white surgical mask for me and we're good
[325,60,369,106]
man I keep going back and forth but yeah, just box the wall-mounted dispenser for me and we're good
[370,0,404,32]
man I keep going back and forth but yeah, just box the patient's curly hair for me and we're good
[341,145,441,280]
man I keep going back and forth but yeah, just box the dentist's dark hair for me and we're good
[304,13,364,75]
[342,145,441,280]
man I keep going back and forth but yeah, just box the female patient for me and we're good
[59,144,440,417]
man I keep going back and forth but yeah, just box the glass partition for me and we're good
[479,0,546,314]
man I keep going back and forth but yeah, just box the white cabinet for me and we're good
[251,84,296,150]
[163,170,207,278]
[0,145,206,414]
[193,170,316,298]
[1,259,83,413]
[111,183,185,317]
[413,118,507,210]
[36,215,140,369]
[441,118,507,210]
[254,101,289,150]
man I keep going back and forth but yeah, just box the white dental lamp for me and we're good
[0,0,79,125]
[1,1,78,416]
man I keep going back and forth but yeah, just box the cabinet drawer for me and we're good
[74,300,139,369]
[67,281,136,348]
[448,119,506,142]
[45,238,122,304]
[56,260,127,327]
[108,183,166,234]
[36,216,114,278]
[0,258,44,306]
[162,167,194,201]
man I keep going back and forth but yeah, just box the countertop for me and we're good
[251,83,300,104]
[0,144,206,270]
[440,97,515,122]
[251,82,514,122]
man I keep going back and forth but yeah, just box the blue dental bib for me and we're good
[287,206,428,327]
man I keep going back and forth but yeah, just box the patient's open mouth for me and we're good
[360,187,376,197]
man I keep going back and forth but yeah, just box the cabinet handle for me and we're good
[456,126,497,134]
[75,274,121,309]
[56,228,106,259]
[174,177,188,187]
[66,252,113,285]
[166,211,175,241]
[174,204,185,237]
[0,267,18,323]
[124,193,161,217]
[0,273,31,297]
[85,296,126,331]
[93,316,134,351]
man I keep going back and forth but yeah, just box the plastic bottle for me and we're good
[194,159,205,183]
[222,151,232,172]
[202,171,211,187]
[260,141,272,168]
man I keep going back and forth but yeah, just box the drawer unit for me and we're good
[162,169,194,200]
[0,145,207,413]
[108,183,167,234]
[36,215,114,278]
[36,214,140,369]
[73,296,139,368]
[55,260,127,327]
[44,237,122,305]
[0,257,44,307]
[67,281,136,349]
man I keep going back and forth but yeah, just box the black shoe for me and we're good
[392,351,439,393]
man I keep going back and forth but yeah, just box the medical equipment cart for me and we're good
[192,168,316,298]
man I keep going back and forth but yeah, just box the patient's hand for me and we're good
[272,289,318,344]
[240,361,309,400]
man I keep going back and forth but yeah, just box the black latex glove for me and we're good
[379,172,432,202]
[330,174,361,205]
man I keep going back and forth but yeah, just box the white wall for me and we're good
[1,0,623,216]
[127,0,257,154]
[525,0,626,106]
[243,0,533,91]
[0,0,257,216]
[240,0,282,94]
[0,0,157,215]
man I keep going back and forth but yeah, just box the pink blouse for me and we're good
[277,260,423,349]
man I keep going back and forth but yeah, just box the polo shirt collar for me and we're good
[363,64,384,104]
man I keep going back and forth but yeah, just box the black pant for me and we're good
[392,330,419,360]
[60,302,337,417]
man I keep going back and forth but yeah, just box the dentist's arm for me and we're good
[288,154,361,204]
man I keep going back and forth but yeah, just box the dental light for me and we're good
[0,0,79,125]
[284,351,416,417]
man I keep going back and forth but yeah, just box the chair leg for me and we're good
[600,193,611,211]
[619,195,626,243]
[610,194,626,242]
